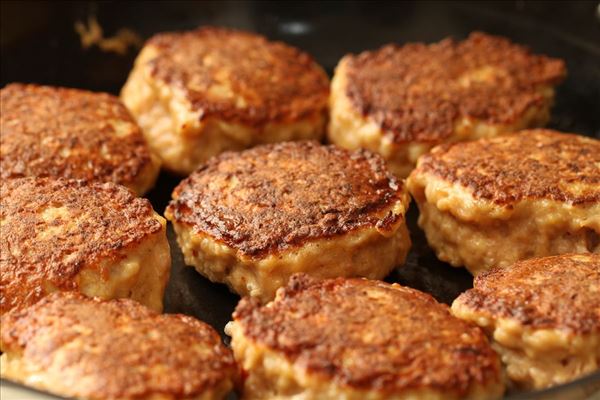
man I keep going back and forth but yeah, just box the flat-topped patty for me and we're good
[454,254,600,333]
[415,129,600,206]
[452,253,600,389]
[0,83,158,194]
[231,274,502,397]
[167,141,405,258]
[145,26,329,125]
[343,32,565,143]
[0,292,237,399]
[0,178,164,314]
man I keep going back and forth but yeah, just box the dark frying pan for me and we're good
[1,1,599,399]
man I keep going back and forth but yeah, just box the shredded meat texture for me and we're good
[415,130,600,205]
[234,275,502,395]
[145,26,329,125]
[0,178,162,314]
[0,292,236,399]
[344,32,566,143]
[166,141,405,258]
[0,83,154,186]
[455,254,600,333]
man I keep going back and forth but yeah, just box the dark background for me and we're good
[2,1,600,137]
[1,2,600,399]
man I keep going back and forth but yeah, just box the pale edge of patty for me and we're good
[226,319,503,400]
[127,151,162,196]
[327,59,554,178]
[452,300,600,390]
[121,45,327,175]
[167,199,411,303]
[406,173,600,275]
[0,298,231,400]
[0,353,232,400]
[62,212,170,313]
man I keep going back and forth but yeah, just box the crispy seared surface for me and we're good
[233,274,501,394]
[454,254,600,333]
[0,83,155,186]
[0,178,162,314]
[166,141,405,258]
[144,27,329,126]
[0,292,236,399]
[343,32,565,143]
[414,129,600,206]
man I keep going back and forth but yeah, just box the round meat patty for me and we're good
[0,177,171,314]
[452,254,600,390]
[165,141,411,302]
[227,274,504,399]
[121,26,329,175]
[0,83,160,195]
[406,129,600,275]
[0,292,237,400]
[328,32,566,177]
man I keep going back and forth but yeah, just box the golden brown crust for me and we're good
[233,274,502,395]
[0,178,162,315]
[144,26,329,126]
[0,83,155,187]
[415,129,600,206]
[454,254,600,333]
[343,32,566,143]
[0,292,236,399]
[166,141,405,258]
